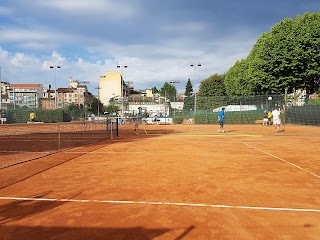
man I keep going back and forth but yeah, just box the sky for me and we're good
[0,0,319,95]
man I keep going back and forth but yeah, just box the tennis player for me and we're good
[263,110,268,126]
[218,107,225,133]
[29,112,36,122]
[271,107,283,133]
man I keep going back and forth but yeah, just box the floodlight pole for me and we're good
[95,86,101,118]
[50,65,61,109]
[190,62,201,116]
[0,85,1,112]
[117,64,128,116]
[169,81,180,118]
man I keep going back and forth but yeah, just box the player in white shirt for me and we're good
[271,108,283,133]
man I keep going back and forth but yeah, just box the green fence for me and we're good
[1,94,319,125]
[174,94,320,126]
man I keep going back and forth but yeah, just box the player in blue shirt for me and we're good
[218,107,225,133]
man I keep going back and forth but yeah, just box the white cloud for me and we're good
[0,28,48,41]
[0,47,9,59]
[0,27,62,50]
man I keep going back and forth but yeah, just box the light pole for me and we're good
[0,84,2,112]
[0,66,2,111]
[169,81,180,118]
[50,65,61,109]
[95,86,101,118]
[267,96,272,111]
[190,62,201,116]
[117,64,128,116]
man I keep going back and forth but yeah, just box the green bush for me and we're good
[2,109,88,123]
[173,116,184,124]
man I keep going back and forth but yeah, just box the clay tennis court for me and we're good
[0,123,320,239]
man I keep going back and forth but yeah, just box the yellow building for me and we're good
[99,72,122,106]
[99,71,131,115]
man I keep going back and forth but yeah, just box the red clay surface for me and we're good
[0,124,320,239]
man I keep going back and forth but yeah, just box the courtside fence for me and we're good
[175,94,320,126]
[0,94,319,126]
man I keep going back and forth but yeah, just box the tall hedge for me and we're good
[2,109,86,124]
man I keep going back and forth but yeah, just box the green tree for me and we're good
[67,103,78,110]
[197,74,226,110]
[151,86,159,94]
[225,12,320,95]
[104,104,120,115]
[160,82,177,102]
[90,97,104,115]
[183,79,194,112]
[224,59,256,96]
[185,79,193,96]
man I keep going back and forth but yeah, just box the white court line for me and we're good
[64,152,147,154]
[62,152,209,155]
[242,142,320,180]
[0,196,320,213]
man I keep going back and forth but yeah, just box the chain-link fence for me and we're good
[0,94,319,126]
[173,94,320,126]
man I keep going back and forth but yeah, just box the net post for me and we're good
[110,121,113,139]
[284,88,288,134]
[106,116,109,136]
[58,122,61,150]
[116,117,119,137]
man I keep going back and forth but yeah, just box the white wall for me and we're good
[128,103,170,117]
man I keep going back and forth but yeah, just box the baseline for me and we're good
[0,196,320,213]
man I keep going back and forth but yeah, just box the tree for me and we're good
[198,74,226,97]
[224,59,256,96]
[185,79,193,96]
[197,74,226,110]
[67,103,80,110]
[224,12,320,95]
[183,79,194,112]
[90,97,104,115]
[151,86,159,94]
[104,104,120,115]
[160,82,177,102]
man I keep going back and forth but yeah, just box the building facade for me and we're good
[99,72,130,110]
[7,84,44,110]
[0,79,89,110]
[0,81,11,111]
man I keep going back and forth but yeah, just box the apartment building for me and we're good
[0,81,11,111]
[7,83,44,110]
[0,78,89,110]
[41,79,89,109]
[99,71,130,107]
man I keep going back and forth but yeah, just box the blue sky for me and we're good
[0,0,319,95]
